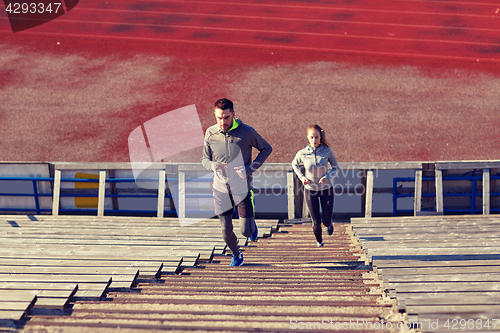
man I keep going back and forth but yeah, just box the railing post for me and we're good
[483,168,490,215]
[365,170,374,218]
[414,169,422,216]
[52,169,61,216]
[32,180,41,215]
[157,169,166,218]
[435,169,443,214]
[287,171,295,220]
[97,170,106,217]
[108,169,119,212]
[178,170,186,219]
[360,169,367,216]
[471,177,477,215]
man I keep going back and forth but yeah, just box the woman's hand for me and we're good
[302,178,310,185]
[234,166,245,178]
[319,177,328,184]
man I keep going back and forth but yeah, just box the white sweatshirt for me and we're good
[291,144,339,191]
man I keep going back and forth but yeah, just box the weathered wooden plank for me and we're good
[0,218,225,226]
[0,282,78,291]
[0,238,226,248]
[404,295,500,306]
[0,218,277,232]
[37,289,77,299]
[0,290,39,302]
[384,273,500,283]
[356,218,500,226]
[1,259,161,274]
[361,240,500,249]
[352,220,500,228]
[355,230,500,238]
[354,221,500,229]
[395,293,500,311]
[367,247,500,256]
[379,266,500,276]
[353,216,500,223]
[357,227,500,235]
[0,226,225,236]
[0,291,37,320]
[18,288,77,309]
[0,214,269,222]
[0,309,31,321]
[408,304,500,315]
[0,247,204,259]
[0,255,186,264]
[73,289,108,298]
[389,281,500,292]
[0,216,202,223]
[0,274,112,284]
[0,265,139,276]
[0,282,112,299]
[0,233,226,243]
[33,297,71,309]
[0,302,36,311]
[0,228,224,237]
[375,259,500,269]
[414,316,500,333]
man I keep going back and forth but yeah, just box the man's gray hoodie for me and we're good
[292,144,339,191]
[201,118,272,193]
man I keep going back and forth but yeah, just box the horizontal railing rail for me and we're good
[0,160,499,218]
[394,174,500,216]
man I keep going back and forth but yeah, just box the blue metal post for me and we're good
[471,178,476,215]
[32,180,41,215]
[393,178,398,217]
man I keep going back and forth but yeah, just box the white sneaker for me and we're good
[317,242,324,247]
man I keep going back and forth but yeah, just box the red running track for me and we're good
[1,0,500,63]
[1,0,500,163]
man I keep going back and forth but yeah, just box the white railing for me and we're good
[0,160,499,218]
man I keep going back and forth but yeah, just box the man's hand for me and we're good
[234,166,245,178]
[319,177,328,184]
[216,162,227,175]
[302,178,310,185]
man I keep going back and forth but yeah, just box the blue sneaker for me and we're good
[327,224,334,236]
[249,224,258,242]
[229,251,244,266]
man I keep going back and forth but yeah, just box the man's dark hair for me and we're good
[214,98,234,112]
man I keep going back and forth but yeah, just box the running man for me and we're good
[201,98,272,266]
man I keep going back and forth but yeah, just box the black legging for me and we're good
[305,187,334,243]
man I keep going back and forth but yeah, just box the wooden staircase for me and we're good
[3,219,406,332]
[351,215,500,332]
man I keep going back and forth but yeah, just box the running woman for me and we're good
[292,125,339,247]
[202,98,272,266]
